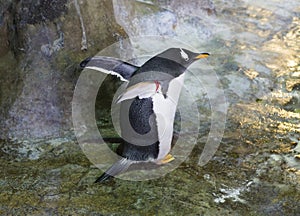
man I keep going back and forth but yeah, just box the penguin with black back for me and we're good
[80,48,209,182]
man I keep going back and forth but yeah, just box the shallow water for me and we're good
[0,0,300,215]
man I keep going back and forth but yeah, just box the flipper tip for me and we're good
[94,172,113,183]
[80,57,92,68]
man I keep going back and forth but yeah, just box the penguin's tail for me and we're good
[95,158,133,183]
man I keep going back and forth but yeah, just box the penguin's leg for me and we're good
[102,137,123,143]
[95,158,133,183]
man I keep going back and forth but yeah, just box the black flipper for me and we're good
[80,56,139,81]
[95,158,133,183]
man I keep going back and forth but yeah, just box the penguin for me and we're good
[80,48,209,182]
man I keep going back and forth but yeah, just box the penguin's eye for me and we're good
[180,48,189,61]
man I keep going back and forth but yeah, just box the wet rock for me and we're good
[0,0,299,215]
[20,0,68,24]
[0,0,127,140]
[157,0,216,16]
[113,0,214,50]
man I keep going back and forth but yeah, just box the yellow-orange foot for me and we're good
[157,154,175,165]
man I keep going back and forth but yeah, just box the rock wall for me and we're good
[0,0,127,140]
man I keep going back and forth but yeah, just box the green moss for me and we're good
[0,140,299,215]
[294,108,300,113]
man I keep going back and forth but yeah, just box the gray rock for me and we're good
[0,0,127,140]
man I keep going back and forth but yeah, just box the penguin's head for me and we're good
[157,48,209,69]
[132,47,209,81]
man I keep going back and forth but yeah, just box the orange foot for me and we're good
[157,154,175,165]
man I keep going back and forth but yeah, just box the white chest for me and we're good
[153,73,185,160]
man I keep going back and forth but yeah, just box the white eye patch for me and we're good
[180,48,189,61]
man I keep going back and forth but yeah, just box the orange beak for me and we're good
[194,53,210,59]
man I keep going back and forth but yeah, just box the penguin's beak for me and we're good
[194,53,210,59]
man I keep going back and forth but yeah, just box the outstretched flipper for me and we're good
[80,56,139,82]
[95,158,134,183]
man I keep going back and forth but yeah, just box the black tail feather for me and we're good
[94,158,133,183]
[95,172,113,183]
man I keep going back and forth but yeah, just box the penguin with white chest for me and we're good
[80,48,209,182]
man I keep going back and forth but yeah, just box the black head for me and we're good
[156,48,209,69]
[135,48,209,78]
[131,48,209,84]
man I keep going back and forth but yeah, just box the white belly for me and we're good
[153,73,185,160]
